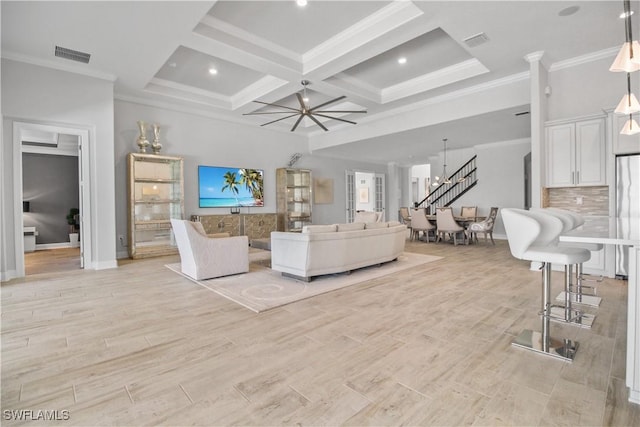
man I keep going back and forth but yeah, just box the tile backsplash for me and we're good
[543,186,609,216]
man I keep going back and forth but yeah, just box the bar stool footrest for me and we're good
[555,291,601,307]
[548,306,595,329]
[511,329,577,362]
[579,274,603,283]
[569,284,598,296]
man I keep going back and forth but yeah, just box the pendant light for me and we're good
[611,0,640,135]
[432,138,452,186]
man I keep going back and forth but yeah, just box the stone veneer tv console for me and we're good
[190,213,277,248]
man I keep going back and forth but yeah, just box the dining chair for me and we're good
[468,207,499,244]
[435,207,466,245]
[399,207,412,238]
[410,208,436,242]
[460,206,478,221]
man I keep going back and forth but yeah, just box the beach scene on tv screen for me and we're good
[199,166,264,207]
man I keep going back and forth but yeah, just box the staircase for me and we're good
[417,155,478,214]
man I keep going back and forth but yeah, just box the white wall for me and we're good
[114,100,388,256]
[547,56,623,121]
[1,59,116,278]
[410,164,430,206]
[447,139,531,236]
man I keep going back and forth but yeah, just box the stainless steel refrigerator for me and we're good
[616,154,640,278]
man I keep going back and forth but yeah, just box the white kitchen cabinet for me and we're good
[545,117,606,188]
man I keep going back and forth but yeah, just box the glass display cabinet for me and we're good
[276,168,312,232]
[127,153,184,258]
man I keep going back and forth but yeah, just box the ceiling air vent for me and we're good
[463,32,489,48]
[55,45,91,64]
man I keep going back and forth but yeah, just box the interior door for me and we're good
[374,173,386,221]
[77,142,85,269]
[345,170,355,223]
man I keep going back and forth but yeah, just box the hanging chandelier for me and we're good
[432,138,452,186]
[610,0,640,135]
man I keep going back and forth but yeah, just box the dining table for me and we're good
[559,216,640,405]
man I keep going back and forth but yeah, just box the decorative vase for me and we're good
[151,123,162,154]
[136,120,150,153]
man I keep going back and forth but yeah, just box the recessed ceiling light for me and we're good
[296,0,307,7]
[398,57,407,65]
[168,62,177,68]
[208,67,218,75]
[558,5,580,16]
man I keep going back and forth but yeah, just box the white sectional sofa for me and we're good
[270,221,406,281]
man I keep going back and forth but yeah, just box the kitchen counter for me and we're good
[560,216,640,405]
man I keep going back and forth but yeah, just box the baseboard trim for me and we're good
[94,260,118,270]
[36,243,73,250]
[0,269,19,283]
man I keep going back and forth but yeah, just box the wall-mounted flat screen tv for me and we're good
[198,166,264,208]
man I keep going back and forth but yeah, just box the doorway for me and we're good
[345,170,385,222]
[13,121,92,277]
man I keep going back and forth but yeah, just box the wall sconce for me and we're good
[23,201,30,213]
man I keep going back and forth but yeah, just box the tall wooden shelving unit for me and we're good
[127,153,184,258]
[276,168,312,232]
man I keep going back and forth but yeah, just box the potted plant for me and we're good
[66,208,80,247]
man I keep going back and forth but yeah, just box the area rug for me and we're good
[166,251,442,313]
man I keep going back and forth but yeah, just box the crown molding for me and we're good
[302,1,424,74]
[199,15,301,63]
[230,75,290,110]
[115,93,247,126]
[329,72,382,103]
[145,77,230,108]
[2,51,117,82]
[381,58,490,104]
[363,71,531,124]
[549,46,619,72]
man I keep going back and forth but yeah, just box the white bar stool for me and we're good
[547,208,603,307]
[502,208,591,362]
[534,209,596,328]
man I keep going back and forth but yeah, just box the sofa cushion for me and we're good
[365,222,389,229]
[354,211,378,223]
[302,224,337,233]
[386,220,402,227]
[337,222,365,232]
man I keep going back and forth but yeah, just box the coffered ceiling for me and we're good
[1,1,633,165]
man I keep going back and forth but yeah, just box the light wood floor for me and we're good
[2,239,639,426]
[24,247,81,276]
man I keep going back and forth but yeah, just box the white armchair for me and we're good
[171,219,249,280]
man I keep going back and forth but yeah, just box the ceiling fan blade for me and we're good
[243,111,301,116]
[295,93,306,109]
[260,113,300,127]
[291,114,305,132]
[252,100,299,112]
[313,113,358,125]
[313,110,367,114]
[309,95,346,112]
[307,113,329,131]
